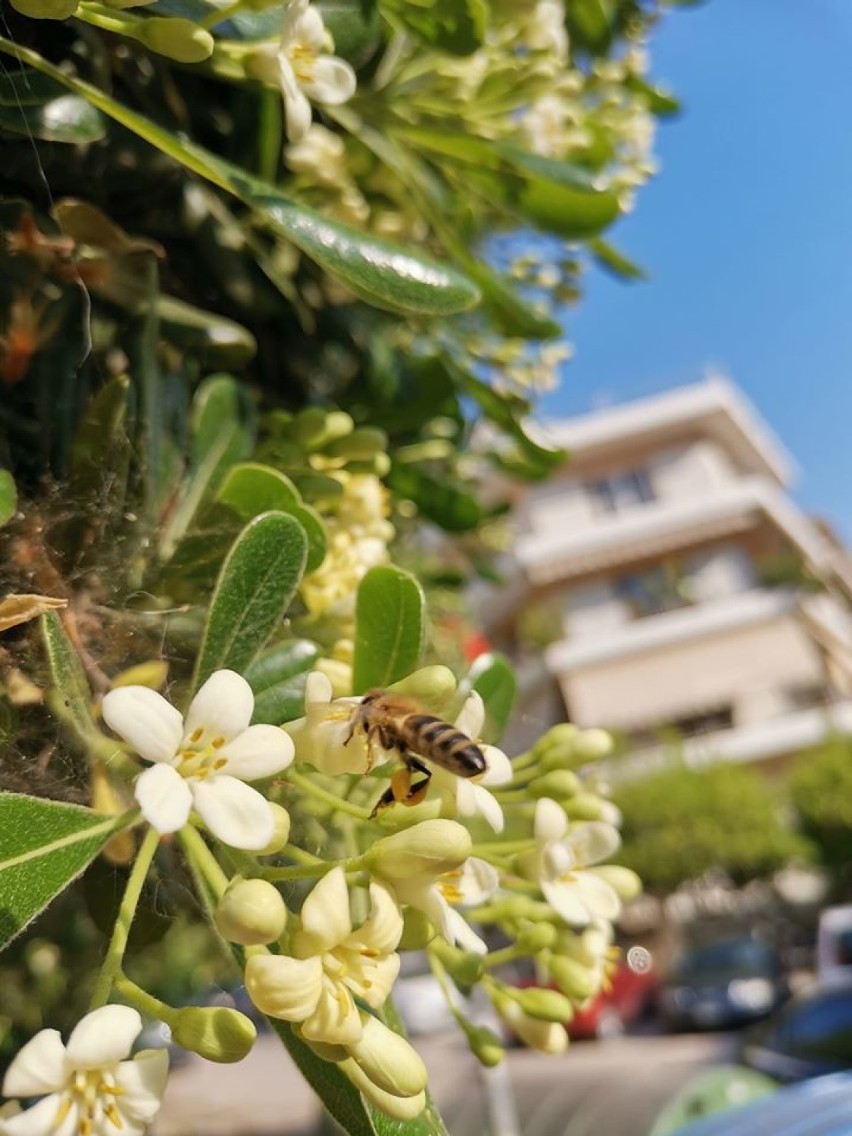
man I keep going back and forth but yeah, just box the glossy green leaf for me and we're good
[318,0,383,65]
[626,75,681,117]
[463,261,562,339]
[388,464,482,533]
[0,95,106,143]
[353,566,425,693]
[0,38,480,317]
[0,68,66,106]
[382,0,489,55]
[41,611,96,742]
[193,512,308,690]
[468,652,516,743]
[157,295,257,368]
[244,639,321,724]
[0,794,124,951]
[0,470,16,526]
[565,0,616,54]
[217,463,327,572]
[588,238,645,280]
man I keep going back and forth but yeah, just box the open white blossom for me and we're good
[247,0,356,143]
[245,867,402,1046]
[0,1006,167,1136]
[385,853,498,955]
[102,669,294,851]
[284,671,376,775]
[527,798,622,926]
[430,692,513,833]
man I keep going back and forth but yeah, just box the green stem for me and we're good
[286,769,372,820]
[263,851,367,883]
[200,0,244,29]
[471,839,535,856]
[179,824,230,917]
[114,974,175,1023]
[483,945,524,970]
[90,827,159,1010]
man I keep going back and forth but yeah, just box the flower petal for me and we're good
[114,1051,169,1125]
[245,954,322,1021]
[345,953,400,1008]
[571,822,621,866]
[458,782,504,833]
[2,1032,65,1097]
[65,1006,141,1070]
[183,670,253,745]
[453,691,484,739]
[220,725,294,780]
[101,687,182,765]
[0,1094,73,1136]
[304,670,333,715]
[480,745,512,787]
[534,797,567,843]
[444,907,487,955]
[456,857,499,905]
[346,881,402,955]
[300,983,361,1046]
[301,57,357,106]
[296,867,351,954]
[191,776,274,850]
[278,56,313,143]
[541,878,593,926]
[134,763,193,835]
[576,873,622,921]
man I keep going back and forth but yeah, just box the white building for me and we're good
[493,376,852,772]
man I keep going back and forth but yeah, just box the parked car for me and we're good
[740,977,852,1083]
[661,937,787,1032]
[510,957,659,1042]
[817,905,852,983]
[663,1071,852,1136]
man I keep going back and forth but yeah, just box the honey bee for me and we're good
[346,689,487,816]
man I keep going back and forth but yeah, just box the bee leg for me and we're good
[400,755,431,808]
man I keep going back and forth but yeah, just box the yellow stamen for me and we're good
[189,726,204,743]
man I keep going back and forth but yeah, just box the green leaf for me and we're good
[463,261,562,339]
[353,566,425,693]
[382,0,489,55]
[565,0,616,54]
[467,652,516,743]
[157,295,257,368]
[626,75,681,117]
[41,611,96,742]
[588,238,645,280]
[0,470,16,526]
[0,95,106,143]
[193,512,308,690]
[318,0,383,66]
[387,464,483,533]
[0,38,480,317]
[216,463,327,572]
[244,639,321,725]
[0,68,67,106]
[0,794,123,951]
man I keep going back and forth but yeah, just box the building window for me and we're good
[617,562,691,619]
[588,468,654,514]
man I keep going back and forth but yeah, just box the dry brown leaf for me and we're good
[0,593,68,633]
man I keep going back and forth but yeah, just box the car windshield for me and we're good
[673,939,776,981]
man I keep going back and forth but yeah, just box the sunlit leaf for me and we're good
[0,95,105,143]
[588,238,645,280]
[244,639,321,724]
[353,566,425,692]
[40,611,96,742]
[467,652,516,742]
[388,464,483,532]
[382,0,489,55]
[0,470,16,526]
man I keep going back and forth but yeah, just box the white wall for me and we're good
[685,544,756,603]
[524,476,595,534]
[649,440,737,502]
[564,579,631,639]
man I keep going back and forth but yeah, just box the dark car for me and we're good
[740,978,852,1083]
[661,938,787,1032]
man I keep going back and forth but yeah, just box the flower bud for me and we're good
[171,1006,257,1063]
[430,939,485,988]
[324,427,387,461]
[590,866,641,901]
[515,922,557,954]
[548,955,598,1001]
[531,771,580,799]
[572,729,614,763]
[533,723,578,760]
[214,879,287,945]
[136,17,215,62]
[561,792,604,821]
[254,803,291,855]
[313,657,352,698]
[509,987,575,1023]
[364,820,472,880]
[390,666,457,714]
[495,997,568,1055]
[467,1026,504,1067]
[111,660,168,690]
[347,1015,427,1098]
[340,1058,426,1120]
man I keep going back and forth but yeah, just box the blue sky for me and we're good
[540,0,852,539]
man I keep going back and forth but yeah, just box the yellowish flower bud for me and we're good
[495,996,568,1055]
[172,1006,257,1063]
[572,728,614,762]
[91,761,135,866]
[590,865,642,901]
[533,723,578,760]
[515,923,557,954]
[548,955,598,1001]
[255,803,292,855]
[136,17,215,62]
[467,1026,504,1067]
[215,879,287,945]
[390,666,457,714]
[531,771,580,799]
[364,820,472,880]
[430,939,485,987]
[341,1058,426,1120]
[314,657,352,698]
[110,660,168,690]
[324,427,387,461]
[561,792,604,821]
[510,987,574,1023]
[347,1015,428,1098]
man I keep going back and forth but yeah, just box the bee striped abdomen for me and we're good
[403,714,487,777]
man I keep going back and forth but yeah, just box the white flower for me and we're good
[248,0,356,143]
[284,671,377,775]
[397,856,499,955]
[528,798,622,926]
[245,867,402,1046]
[0,1006,168,1136]
[102,669,294,851]
[430,692,513,833]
